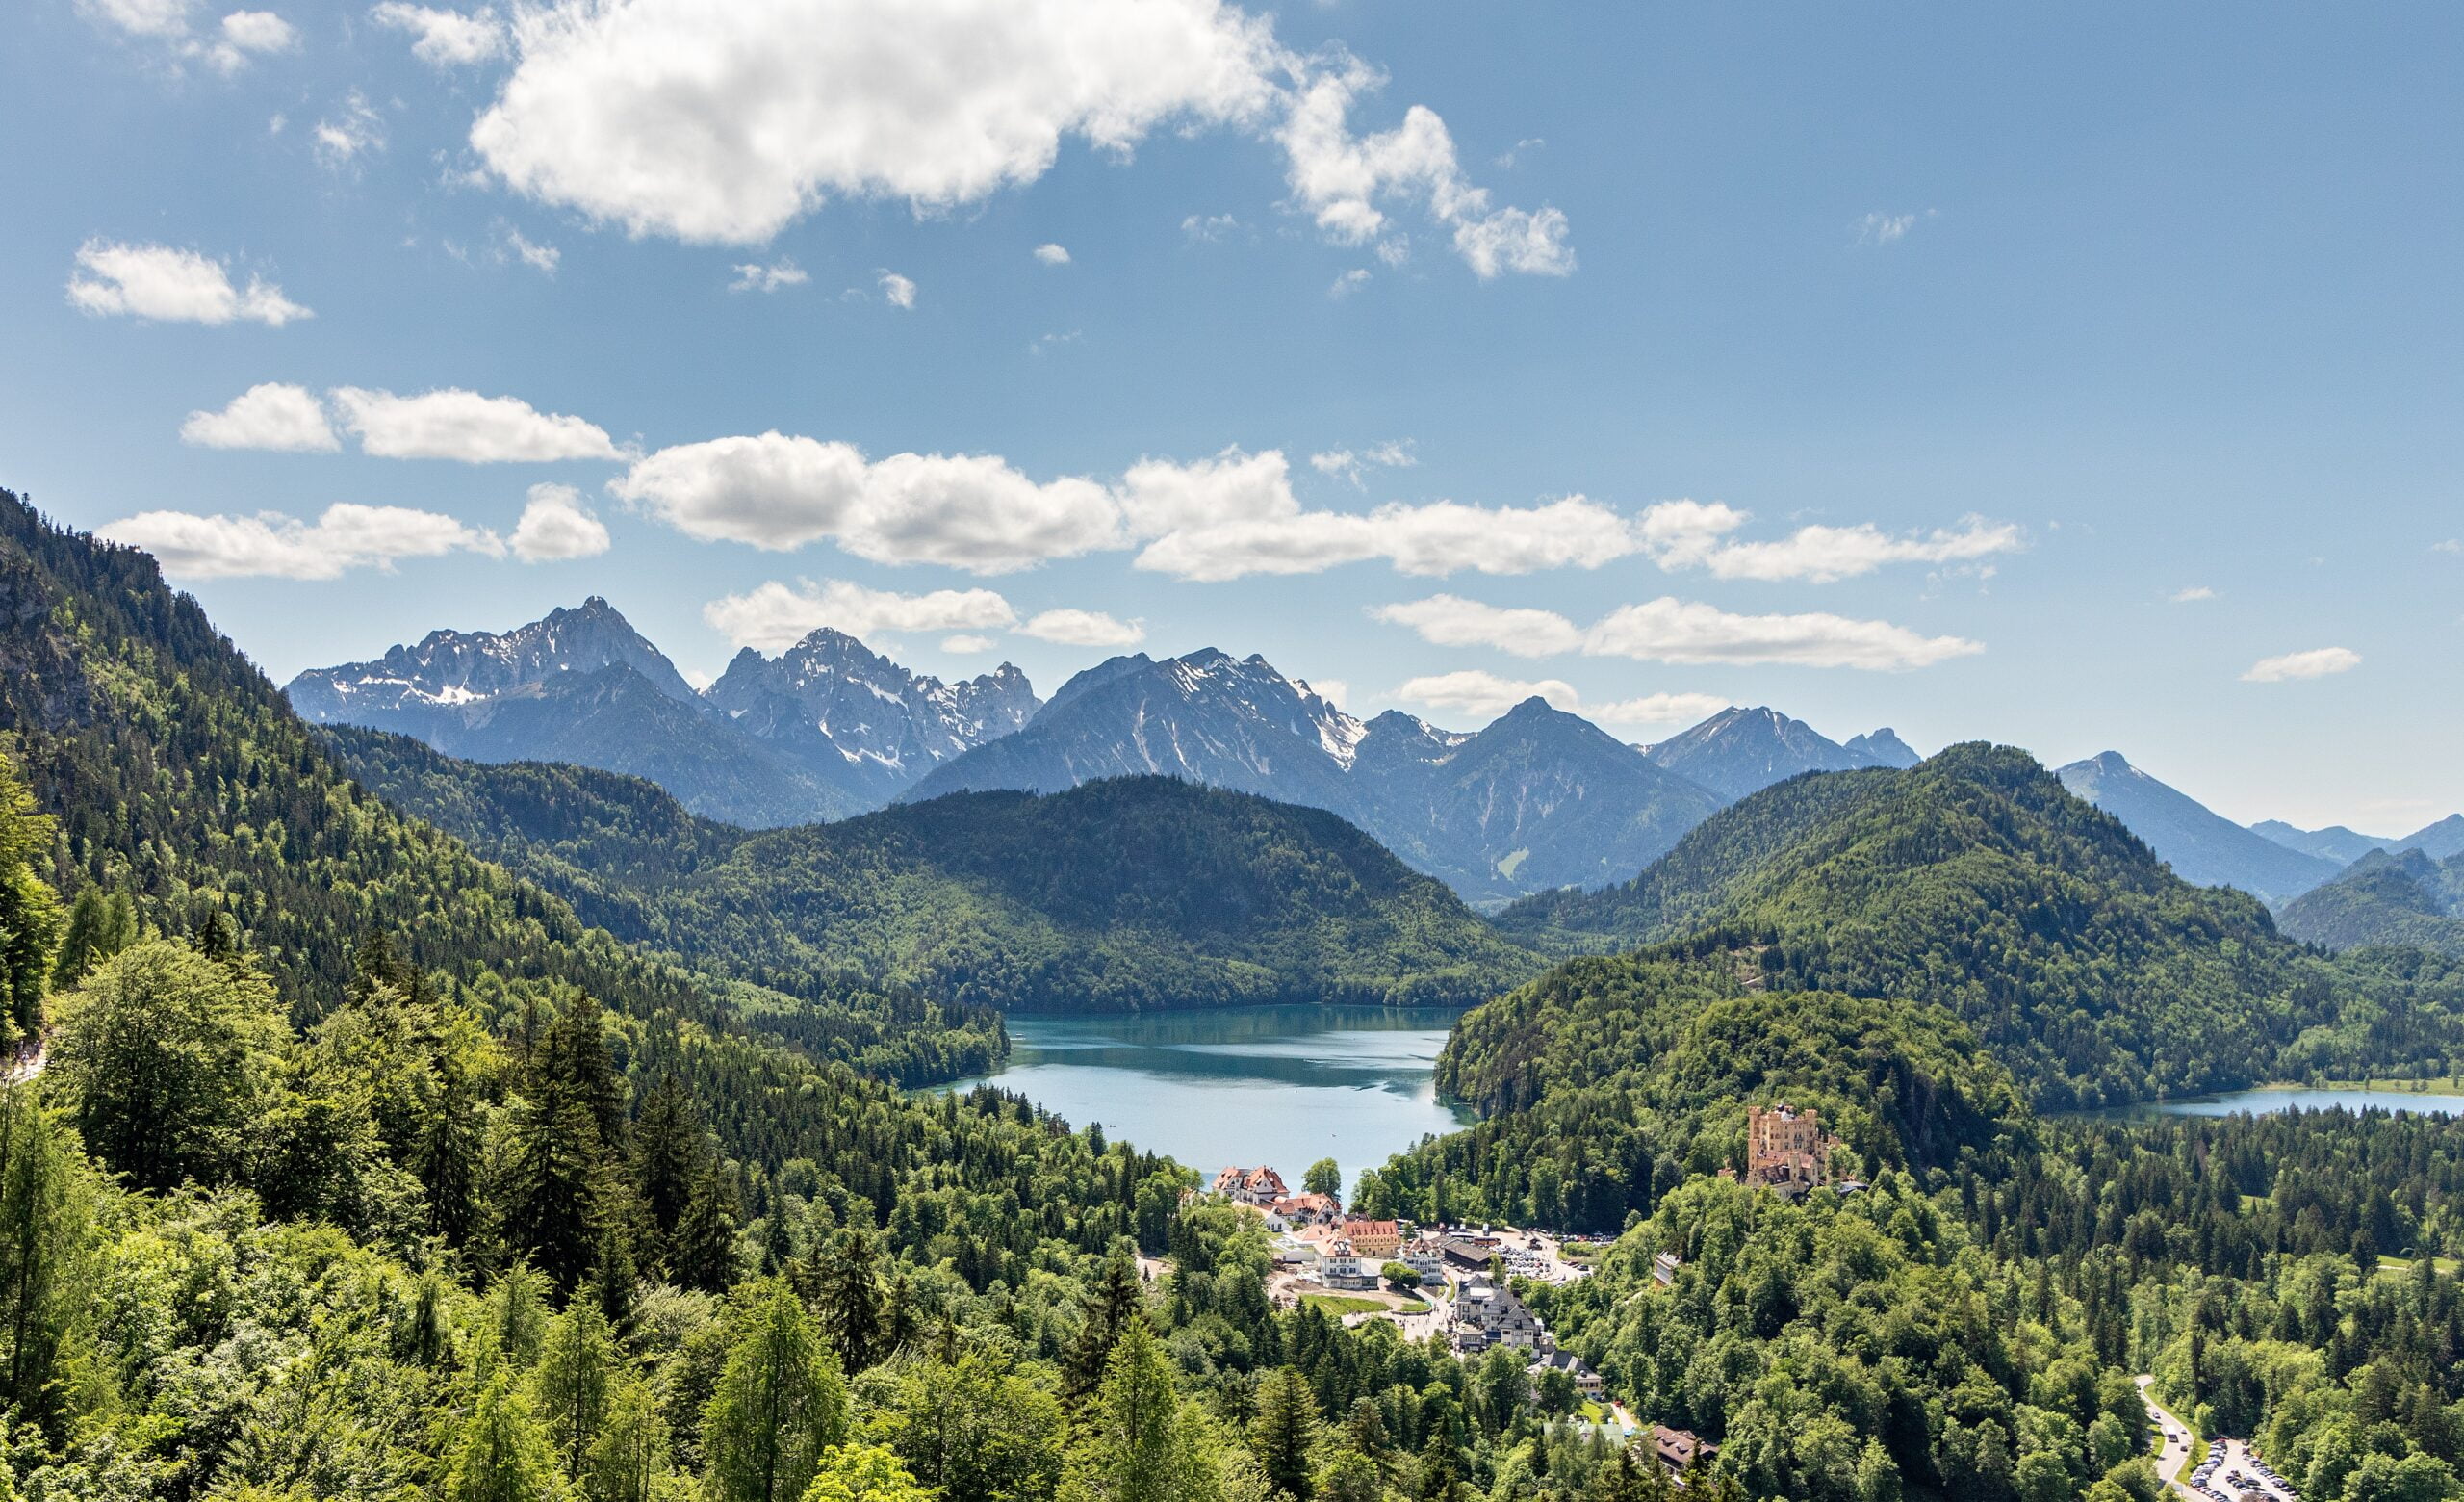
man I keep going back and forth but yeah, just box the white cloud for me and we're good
[99,503,502,580]
[315,91,386,168]
[941,634,995,654]
[730,258,808,293]
[2435,539,2460,556]
[1302,677,1348,710]
[1378,593,1983,671]
[2171,585,2217,603]
[509,482,611,560]
[1020,609,1144,648]
[78,0,296,71]
[180,382,338,451]
[80,0,193,39]
[879,271,917,308]
[501,227,560,273]
[2243,647,2361,684]
[1182,212,1239,242]
[1688,515,2023,583]
[332,387,621,462]
[1395,671,1725,731]
[703,578,1018,652]
[371,3,506,65]
[1033,243,1071,266]
[1328,268,1371,298]
[1278,55,1573,277]
[1309,440,1415,487]
[615,433,1120,571]
[207,11,296,71]
[462,0,1569,277]
[1373,596,1583,658]
[1856,210,1935,246]
[65,240,311,326]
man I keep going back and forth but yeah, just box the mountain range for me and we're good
[2053,750,2347,902]
[2277,846,2464,957]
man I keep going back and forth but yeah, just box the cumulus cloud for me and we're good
[2243,647,2361,684]
[1033,243,1071,265]
[80,0,298,72]
[180,382,338,451]
[315,91,386,168]
[509,482,611,560]
[2172,585,2217,603]
[66,240,311,326]
[79,0,193,39]
[612,433,1120,571]
[703,578,1018,652]
[99,503,503,580]
[460,0,1569,278]
[1020,609,1144,648]
[208,10,296,70]
[730,258,808,293]
[941,634,995,654]
[1391,669,1729,728]
[1683,515,2023,583]
[878,271,917,308]
[371,3,506,65]
[1378,593,1983,671]
[332,387,621,462]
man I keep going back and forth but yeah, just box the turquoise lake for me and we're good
[2122,1086,2464,1119]
[936,1005,1476,1185]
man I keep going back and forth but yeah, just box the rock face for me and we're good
[2054,750,2343,903]
[903,653,1723,904]
[287,603,1038,827]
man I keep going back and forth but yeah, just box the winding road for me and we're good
[2138,1375,2197,1499]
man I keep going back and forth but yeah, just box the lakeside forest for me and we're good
[6,491,2464,1502]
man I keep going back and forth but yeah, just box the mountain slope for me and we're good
[2250,819,2395,866]
[1644,705,1876,803]
[2055,750,2343,901]
[2403,814,2464,861]
[2277,848,2464,957]
[1497,743,2464,1106]
[327,727,1540,1012]
[1843,726,1921,768]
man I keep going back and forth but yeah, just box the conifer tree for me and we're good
[531,1301,618,1481]
[0,757,58,1046]
[1059,1317,1219,1502]
[815,1230,884,1373]
[1065,1246,1144,1403]
[48,887,130,991]
[701,1281,848,1502]
[585,1379,672,1502]
[448,1372,566,1502]
[1251,1366,1320,1499]
[0,1085,83,1424]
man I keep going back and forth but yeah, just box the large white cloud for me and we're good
[180,382,338,452]
[332,387,621,462]
[66,241,310,326]
[2242,647,2360,684]
[1379,593,1983,671]
[611,432,1120,571]
[509,482,611,561]
[460,0,1568,278]
[100,504,503,580]
[1630,501,2023,583]
[703,578,1018,652]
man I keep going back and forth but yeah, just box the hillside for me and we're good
[1498,743,2464,1107]
[2278,847,2464,956]
[328,727,1540,1012]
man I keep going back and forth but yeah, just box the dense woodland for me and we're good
[328,727,1537,1017]
[7,490,2464,1501]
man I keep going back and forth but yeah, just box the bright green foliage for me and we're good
[865,1351,1065,1502]
[1060,1318,1221,1502]
[49,940,289,1188]
[798,1444,932,1502]
[0,1085,87,1426]
[49,885,133,991]
[1302,1158,1340,1198]
[533,1301,621,1480]
[702,1282,849,1502]
[0,754,59,1045]
[451,1372,570,1502]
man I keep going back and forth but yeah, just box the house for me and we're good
[1341,1219,1401,1258]
[1321,1238,1379,1290]
[1652,1252,1681,1286]
[1400,1237,1449,1283]
[1441,1233,1502,1272]
[1649,1426,1717,1481]
[1453,1273,1550,1352]
[1270,1192,1342,1226]
[1744,1103,1834,1195]
[1214,1166,1289,1206]
[1528,1348,1605,1399]
[1271,1237,1321,1273]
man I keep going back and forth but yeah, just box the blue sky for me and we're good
[1,0,2457,831]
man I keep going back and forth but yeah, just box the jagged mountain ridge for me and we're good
[2055,750,2344,902]
[1643,705,1917,802]
[288,603,1039,827]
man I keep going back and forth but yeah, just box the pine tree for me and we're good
[1060,1316,1219,1502]
[701,1281,849,1502]
[672,1159,742,1293]
[530,1301,618,1481]
[503,1096,608,1290]
[447,1372,565,1502]
[585,1380,672,1502]
[1251,1366,1320,1499]
[0,1085,83,1425]
[0,757,59,1045]
[49,887,132,991]
[816,1230,884,1372]
[632,1074,702,1253]
[1066,1245,1144,1403]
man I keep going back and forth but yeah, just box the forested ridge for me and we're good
[327,724,1537,1013]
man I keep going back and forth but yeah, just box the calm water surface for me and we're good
[935,1005,1476,1184]
[2106,1087,2464,1120]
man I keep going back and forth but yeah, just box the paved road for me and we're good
[2138,1376,2197,1500]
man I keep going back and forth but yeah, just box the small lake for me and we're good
[934,1005,1476,1186]
[2104,1087,2464,1120]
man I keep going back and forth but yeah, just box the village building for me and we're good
[1450,1273,1551,1355]
[1528,1348,1605,1399]
[1214,1166,1290,1206]
[1321,1237,1379,1290]
[1400,1236,1450,1283]
[1648,1426,1718,1483]
[1653,1251,1682,1285]
[1744,1102,1835,1195]
[1270,1192,1342,1226]
[1341,1218,1401,1258]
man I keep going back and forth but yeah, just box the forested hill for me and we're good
[328,724,1540,1011]
[1495,743,2464,1108]
[0,490,1000,1084]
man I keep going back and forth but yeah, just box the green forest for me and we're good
[8,487,2464,1502]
